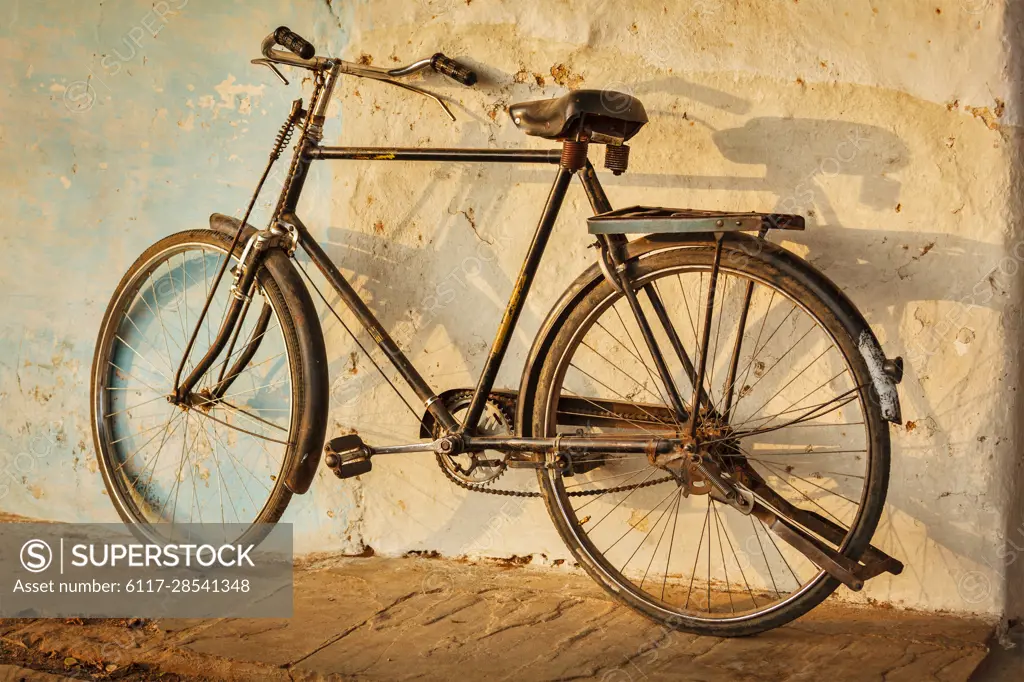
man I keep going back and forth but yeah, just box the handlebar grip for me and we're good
[431,53,477,86]
[273,26,315,60]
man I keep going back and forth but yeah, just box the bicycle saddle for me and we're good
[509,90,648,144]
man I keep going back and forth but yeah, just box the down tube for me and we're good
[287,212,459,432]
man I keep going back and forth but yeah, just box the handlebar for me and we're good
[260,26,477,87]
[273,26,315,60]
[430,53,477,86]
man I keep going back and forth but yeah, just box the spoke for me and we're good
[108,361,164,397]
[209,400,288,433]
[732,322,818,418]
[602,485,681,557]
[113,335,172,385]
[185,408,290,446]
[202,248,213,349]
[163,411,197,523]
[729,289,777,417]
[722,279,754,421]
[733,301,794,405]
[122,312,175,375]
[205,418,268,508]
[196,422,233,525]
[712,500,734,613]
[684,497,711,610]
[113,410,182,474]
[105,394,171,418]
[164,257,189,351]
[715,500,757,609]
[184,415,204,526]
[729,391,861,442]
[707,274,729,409]
[757,459,848,528]
[611,304,673,412]
[675,273,700,341]
[646,280,705,413]
[565,368,671,431]
[687,239,723,438]
[582,468,660,530]
[580,340,665,404]
[137,276,184,365]
[753,456,861,507]
[731,449,866,458]
[212,317,281,390]
[203,379,288,404]
[732,366,848,433]
[751,515,780,600]
[640,488,682,590]
[128,413,185,495]
[564,467,654,490]
[109,416,180,446]
[662,481,683,601]
[759,516,800,588]
[573,466,659,513]
[736,344,836,428]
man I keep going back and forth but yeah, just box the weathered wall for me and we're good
[1,0,1021,618]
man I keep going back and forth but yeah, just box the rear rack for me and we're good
[587,205,805,234]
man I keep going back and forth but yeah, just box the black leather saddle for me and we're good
[509,90,648,144]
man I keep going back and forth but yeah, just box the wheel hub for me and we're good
[648,418,746,499]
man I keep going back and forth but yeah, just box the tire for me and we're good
[530,235,890,636]
[91,229,326,547]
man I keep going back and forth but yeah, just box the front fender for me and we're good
[210,213,329,494]
[516,234,902,432]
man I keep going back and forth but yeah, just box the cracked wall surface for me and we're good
[0,0,1022,617]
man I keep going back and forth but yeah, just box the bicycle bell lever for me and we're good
[251,58,289,85]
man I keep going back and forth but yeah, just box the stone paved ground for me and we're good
[0,556,998,681]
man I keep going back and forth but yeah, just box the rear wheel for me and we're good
[91,229,313,547]
[531,237,890,636]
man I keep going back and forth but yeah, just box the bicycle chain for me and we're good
[433,392,674,498]
[435,458,674,498]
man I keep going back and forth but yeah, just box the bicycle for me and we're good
[90,27,906,636]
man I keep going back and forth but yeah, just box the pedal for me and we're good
[323,435,372,479]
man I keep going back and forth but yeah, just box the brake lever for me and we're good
[341,63,455,122]
[251,58,289,85]
[374,77,455,122]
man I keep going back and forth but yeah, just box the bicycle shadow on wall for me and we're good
[648,113,1008,605]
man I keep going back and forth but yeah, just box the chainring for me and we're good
[432,391,515,486]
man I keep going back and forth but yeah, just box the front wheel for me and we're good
[90,228,325,547]
[531,236,890,636]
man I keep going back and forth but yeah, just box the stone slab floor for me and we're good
[0,556,1008,681]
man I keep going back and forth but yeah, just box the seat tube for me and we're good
[461,166,575,432]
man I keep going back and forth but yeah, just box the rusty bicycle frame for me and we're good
[169,58,697,464]
[152,28,908,592]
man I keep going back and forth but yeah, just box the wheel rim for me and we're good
[541,257,878,623]
[94,239,295,544]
